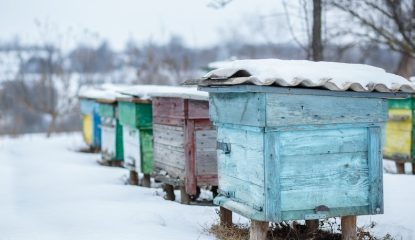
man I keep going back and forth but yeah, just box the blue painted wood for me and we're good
[368,127,384,214]
[92,109,101,148]
[207,89,386,222]
[266,94,387,126]
[199,85,409,99]
[209,93,266,127]
[80,99,96,114]
[264,132,281,221]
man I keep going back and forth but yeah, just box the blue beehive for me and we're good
[198,59,412,233]
[79,97,101,150]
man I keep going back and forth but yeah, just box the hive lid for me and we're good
[78,84,132,103]
[118,85,208,101]
[200,59,415,93]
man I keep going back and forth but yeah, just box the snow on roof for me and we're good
[410,76,415,82]
[201,59,415,93]
[78,84,132,102]
[118,85,208,101]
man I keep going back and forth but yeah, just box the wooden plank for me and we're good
[218,174,265,212]
[101,124,116,161]
[153,124,185,148]
[368,127,384,215]
[199,85,410,99]
[281,206,369,221]
[264,131,281,221]
[195,129,218,176]
[153,144,185,178]
[278,128,368,156]
[217,127,265,186]
[82,114,93,146]
[98,103,115,118]
[139,129,154,174]
[214,196,265,221]
[184,119,197,195]
[123,126,141,171]
[266,94,387,127]
[209,93,266,127]
[388,98,413,109]
[196,175,218,185]
[278,143,369,211]
[153,116,184,126]
[152,97,186,119]
[188,99,210,119]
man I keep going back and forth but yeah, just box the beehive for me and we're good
[79,98,101,150]
[151,87,217,203]
[198,59,413,238]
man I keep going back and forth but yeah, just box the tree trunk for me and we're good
[396,52,414,79]
[312,0,323,61]
[46,113,58,138]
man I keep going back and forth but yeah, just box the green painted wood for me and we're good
[115,119,124,161]
[266,94,387,126]
[99,103,115,118]
[140,129,153,174]
[388,98,413,109]
[118,101,153,128]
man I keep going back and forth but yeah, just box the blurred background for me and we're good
[0,0,413,136]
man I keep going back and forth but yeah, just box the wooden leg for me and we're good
[180,185,191,204]
[111,161,123,167]
[129,170,139,185]
[396,162,405,174]
[219,207,232,227]
[141,174,151,188]
[212,186,219,198]
[163,184,175,201]
[249,220,268,240]
[341,216,357,240]
[412,163,415,175]
[305,219,319,234]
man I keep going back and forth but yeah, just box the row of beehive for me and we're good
[79,83,392,222]
[79,85,217,201]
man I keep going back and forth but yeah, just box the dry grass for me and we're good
[208,219,394,240]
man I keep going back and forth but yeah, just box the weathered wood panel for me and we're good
[99,103,115,118]
[118,101,153,128]
[278,128,368,156]
[266,94,387,127]
[123,126,141,171]
[277,127,370,212]
[153,123,186,178]
[92,111,101,148]
[217,127,265,186]
[368,127,383,214]
[140,129,153,174]
[153,124,185,148]
[209,93,266,126]
[384,109,412,160]
[195,129,217,176]
[80,99,96,114]
[388,98,413,109]
[188,100,209,119]
[152,97,186,119]
[101,121,116,160]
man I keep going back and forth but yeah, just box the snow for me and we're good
[1,133,415,239]
[119,85,208,101]
[0,133,217,240]
[410,76,415,82]
[78,84,133,102]
[202,59,415,93]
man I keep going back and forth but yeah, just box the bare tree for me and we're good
[330,0,415,78]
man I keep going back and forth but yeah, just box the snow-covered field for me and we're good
[0,133,414,240]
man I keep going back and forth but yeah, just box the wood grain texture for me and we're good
[184,119,197,195]
[123,126,141,171]
[139,129,154,174]
[368,127,384,214]
[195,129,217,176]
[118,101,153,128]
[266,94,387,127]
[264,132,281,221]
[188,100,209,119]
[152,97,186,119]
[209,93,266,127]
[250,220,268,240]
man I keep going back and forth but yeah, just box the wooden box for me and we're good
[117,98,153,178]
[98,101,124,163]
[201,85,388,222]
[152,96,217,198]
[384,98,415,162]
[80,98,101,149]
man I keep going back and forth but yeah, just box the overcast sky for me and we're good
[0,0,288,50]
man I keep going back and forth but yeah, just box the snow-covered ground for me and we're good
[0,133,414,239]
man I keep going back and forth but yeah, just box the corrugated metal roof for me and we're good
[200,59,415,93]
[118,85,208,101]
